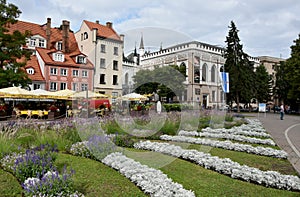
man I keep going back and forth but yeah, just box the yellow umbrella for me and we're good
[121,92,147,101]
[0,87,33,98]
[70,90,108,99]
[49,89,76,99]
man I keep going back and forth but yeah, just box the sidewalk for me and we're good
[251,112,300,175]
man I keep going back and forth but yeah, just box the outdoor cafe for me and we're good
[0,87,109,120]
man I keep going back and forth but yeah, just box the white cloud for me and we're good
[8,0,300,58]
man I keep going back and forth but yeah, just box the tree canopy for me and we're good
[0,0,31,88]
[223,21,255,111]
[133,65,186,102]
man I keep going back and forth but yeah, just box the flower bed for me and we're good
[102,152,195,197]
[134,141,300,191]
[160,135,288,158]
[178,130,275,146]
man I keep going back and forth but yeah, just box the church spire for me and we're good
[139,33,145,57]
[139,33,144,49]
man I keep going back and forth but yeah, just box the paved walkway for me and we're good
[251,112,300,175]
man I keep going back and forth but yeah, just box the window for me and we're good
[30,38,36,47]
[26,68,34,75]
[53,53,64,62]
[212,90,216,102]
[195,88,200,95]
[57,42,62,51]
[113,60,118,70]
[202,64,207,81]
[100,74,106,84]
[194,67,200,83]
[60,82,66,90]
[38,39,45,48]
[50,68,57,75]
[83,32,88,40]
[60,68,67,76]
[112,92,118,103]
[211,65,216,82]
[33,84,41,90]
[77,56,86,64]
[125,73,129,85]
[72,83,78,91]
[100,58,106,68]
[101,44,106,53]
[81,84,88,91]
[72,70,79,77]
[82,70,88,77]
[113,75,118,85]
[113,47,118,55]
[50,82,57,91]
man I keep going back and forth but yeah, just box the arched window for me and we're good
[194,67,200,83]
[202,63,207,81]
[211,65,216,82]
[83,32,88,40]
[179,62,186,76]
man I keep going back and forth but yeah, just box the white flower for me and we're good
[102,152,195,196]
[134,140,300,191]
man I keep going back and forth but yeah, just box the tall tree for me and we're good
[0,0,31,88]
[273,61,289,105]
[285,34,300,109]
[255,64,271,103]
[224,21,255,112]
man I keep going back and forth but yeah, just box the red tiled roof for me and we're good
[24,56,45,81]
[6,19,94,70]
[36,48,94,69]
[7,20,80,52]
[84,20,121,41]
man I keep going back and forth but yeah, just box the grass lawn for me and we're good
[125,148,300,197]
[0,168,22,197]
[54,153,146,197]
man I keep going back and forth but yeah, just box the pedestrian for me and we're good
[280,103,284,120]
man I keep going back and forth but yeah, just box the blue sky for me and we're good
[9,0,300,58]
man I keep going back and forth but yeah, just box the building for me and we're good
[7,18,94,91]
[258,56,286,105]
[140,41,226,108]
[75,20,124,101]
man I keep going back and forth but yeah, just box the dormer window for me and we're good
[77,56,86,64]
[26,68,35,75]
[38,39,45,48]
[30,38,36,47]
[53,52,64,62]
[57,42,63,51]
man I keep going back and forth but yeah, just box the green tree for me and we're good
[254,64,271,103]
[224,21,255,111]
[285,34,300,109]
[273,61,289,105]
[0,0,31,88]
[133,65,185,102]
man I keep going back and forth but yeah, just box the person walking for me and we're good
[280,103,284,120]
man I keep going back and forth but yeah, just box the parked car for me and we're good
[272,106,281,113]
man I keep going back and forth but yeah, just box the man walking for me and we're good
[280,103,284,120]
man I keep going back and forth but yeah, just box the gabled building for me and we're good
[7,18,94,91]
[75,20,124,101]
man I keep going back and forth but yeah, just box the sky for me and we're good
[8,0,300,58]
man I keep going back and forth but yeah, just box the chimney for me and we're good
[95,20,99,24]
[120,34,124,42]
[62,20,70,53]
[106,22,113,28]
[46,18,51,49]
